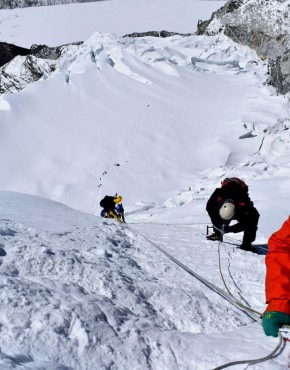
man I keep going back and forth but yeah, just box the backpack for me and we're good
[221,177,248,192]
[100,195,114,209]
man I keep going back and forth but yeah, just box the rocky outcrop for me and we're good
[30,42,83,59]
[123,30,192,38]
[197,0,290,94]
[0,0,103,9]
[0,56,55,94]
[0,43,30,67]
[0,41,83,94]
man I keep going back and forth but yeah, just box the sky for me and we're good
[0,0,290,369]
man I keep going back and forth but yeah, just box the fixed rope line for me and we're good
[212,332,286,370]
[138,231,259,321]
[129,225,284,369]
[132,221,269,252]
[217,230,262,317]
[132,223,262,317]
[138,229,285,370]
[209,228,286,369]
[137,223,262,315]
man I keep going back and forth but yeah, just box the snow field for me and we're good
[0,1,226,47]
[0,192,287,369]
[2,32,289,226]
[0,0,290,368]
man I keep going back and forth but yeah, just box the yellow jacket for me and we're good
[114,195,122,204]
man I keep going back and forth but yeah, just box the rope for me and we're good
[128,224,284,369]
[131,223,262,317]
[126,224,286,369]
[129,221,269,252]
[217,233,262,316]
[138,231,258,321]
[212,332,286,369]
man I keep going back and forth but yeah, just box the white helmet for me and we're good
[219,201,235,221]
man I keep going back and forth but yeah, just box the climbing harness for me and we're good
[279,325,290,342]
[103,209,124,223]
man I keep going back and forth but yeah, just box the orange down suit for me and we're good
[265,216,290,314]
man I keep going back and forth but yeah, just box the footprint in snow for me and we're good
[0,247,6,256]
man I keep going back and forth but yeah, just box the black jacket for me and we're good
[206,182,253,227]
[100,196,116,212]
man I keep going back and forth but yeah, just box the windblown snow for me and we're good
[0,0,290,369]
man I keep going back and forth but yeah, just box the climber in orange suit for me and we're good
[262,216,290,336]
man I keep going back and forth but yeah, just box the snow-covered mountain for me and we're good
[0,0,290,369]
[1,29,290,233]
[198,0,290,93]
[0,41,82,94]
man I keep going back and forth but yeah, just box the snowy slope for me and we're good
[0,31,289,235]
[0,191,287,370]
[0,0,290,369]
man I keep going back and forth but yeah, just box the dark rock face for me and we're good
[0,56,55,94]
[123,30,192,38]
[197,0,244,36]
[30,41,83,59]
[0,41,81,68]
[0,43,30,68]
[0,0,104,9]
[269,53,290,95]
[197,0,290,94]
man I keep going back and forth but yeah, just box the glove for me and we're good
[262,311,290,337]
[223,225,233,233]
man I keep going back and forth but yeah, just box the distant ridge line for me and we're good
[0,0,107,10]
[123,30,193,38]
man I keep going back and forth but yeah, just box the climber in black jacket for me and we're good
[206,177,259,253]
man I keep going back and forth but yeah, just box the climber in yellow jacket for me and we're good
[100,194,125,223]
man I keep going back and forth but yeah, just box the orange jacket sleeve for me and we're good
[265,216,290,314]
